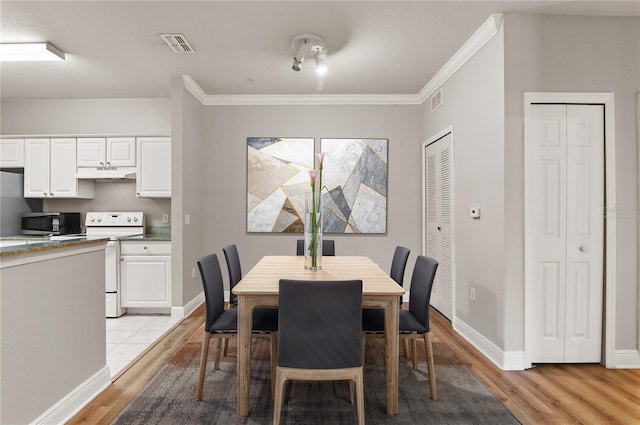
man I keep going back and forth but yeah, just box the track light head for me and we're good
[290,34,327,74]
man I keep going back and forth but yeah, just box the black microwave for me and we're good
[21,212,81,236]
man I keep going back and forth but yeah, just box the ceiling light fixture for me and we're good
[290,34,327,75]
[0,42,65,61]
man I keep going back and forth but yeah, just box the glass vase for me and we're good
[304,191,322,270]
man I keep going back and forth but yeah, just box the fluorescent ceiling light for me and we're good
[0,42,65,62]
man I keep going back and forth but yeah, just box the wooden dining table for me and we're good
[232,255,405,416]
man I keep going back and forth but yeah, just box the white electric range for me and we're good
[86,212,145,317]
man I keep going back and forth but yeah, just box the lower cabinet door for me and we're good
[121,256,171,308]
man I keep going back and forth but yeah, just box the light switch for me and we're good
[470,207,481,219]
[185,214,191,225]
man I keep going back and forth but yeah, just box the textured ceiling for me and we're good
[1,1,638,99]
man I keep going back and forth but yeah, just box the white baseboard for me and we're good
[453,317,525,371]
[613,349,640,368]
[31,365,111,425]
[171,292,205,320]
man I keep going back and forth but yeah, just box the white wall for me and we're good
[201,104,423,296]
[503,14,640,352]
[0,98,172,227]
[420,27,506,346]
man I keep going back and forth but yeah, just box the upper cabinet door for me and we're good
[136,137,171,198]
[24,138,51,198]
[77,138,106,167]
[50,138,79,197]
[0,139,25,168]
[107,137,136,167]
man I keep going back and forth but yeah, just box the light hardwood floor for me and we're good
[67,305,640,424]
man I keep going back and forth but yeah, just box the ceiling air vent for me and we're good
[160,34,195,54]
[431,88,443,112]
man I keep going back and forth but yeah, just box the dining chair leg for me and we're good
[424,332,438,400]
[270,332,277,399]
[222,337,229,356]
[196,329,210,401]
[349,381,355,405]
[355,367,365,425]
[403,339,410,357]
[412,334,419,371]
[213,337,222,370]
[273,367,286,425]
[361,333,367,365]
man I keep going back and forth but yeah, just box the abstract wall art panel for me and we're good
[247,137,314,233]
[320,138,388,234]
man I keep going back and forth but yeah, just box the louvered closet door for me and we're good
[424,132,453,319]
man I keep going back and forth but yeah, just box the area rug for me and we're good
[112,331,520,424]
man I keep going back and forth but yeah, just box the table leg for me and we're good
[237,296,254,416]
[384,296,399,415]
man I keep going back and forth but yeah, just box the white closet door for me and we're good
[424,132,453,319]
[528,104,604,363]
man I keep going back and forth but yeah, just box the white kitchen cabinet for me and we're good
[0,138,24,168]
[77,137,136,167]
[136,137,171,198]
[24,138,94,198]
[120,241,171,308]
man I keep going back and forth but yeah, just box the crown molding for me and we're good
[182,13,503,107]
[200,93,422,106]
[417,13,503,103]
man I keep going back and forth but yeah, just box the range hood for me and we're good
[75,167,136,181]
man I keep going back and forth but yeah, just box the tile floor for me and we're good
[106,314,180,378]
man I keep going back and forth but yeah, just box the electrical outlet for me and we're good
[162,214,169,223]
[470,286,476,302]
[185,214,190,225]
[192,267,197,279]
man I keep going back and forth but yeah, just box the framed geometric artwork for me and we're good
[247,137,314,233]
[320,138,388,234]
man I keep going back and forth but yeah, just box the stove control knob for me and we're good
[90,217,95,223]
[134,217,139,222]
[127,217,132,222]
[97,217,102,222]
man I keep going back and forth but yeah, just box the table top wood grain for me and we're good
[233,255,405,297]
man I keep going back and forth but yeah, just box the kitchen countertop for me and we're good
[121,234,171,241]
[121,226,171,241]
[0,237,110,257]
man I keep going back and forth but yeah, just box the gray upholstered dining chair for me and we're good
[296,239,335,256]
[273,279,364,425]
[390,246,411,288]
[362,255,439,400]
[222,244,242,306]
[389,245,411,355]
[195,253,278,401]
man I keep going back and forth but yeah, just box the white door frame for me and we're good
[524,92,616,368]
[422,125,455,320]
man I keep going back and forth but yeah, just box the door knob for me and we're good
[579,246,587,252]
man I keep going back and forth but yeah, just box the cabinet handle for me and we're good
[49,192,54,197]
[106,161,111,167]
[43,191,47,196]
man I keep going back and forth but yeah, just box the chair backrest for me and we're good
[408,256,439,331]
[390,246,410,285]
[197,253,225,332]
[296,239,336,256]
[278,279,362,369]
[222,244,242,303]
